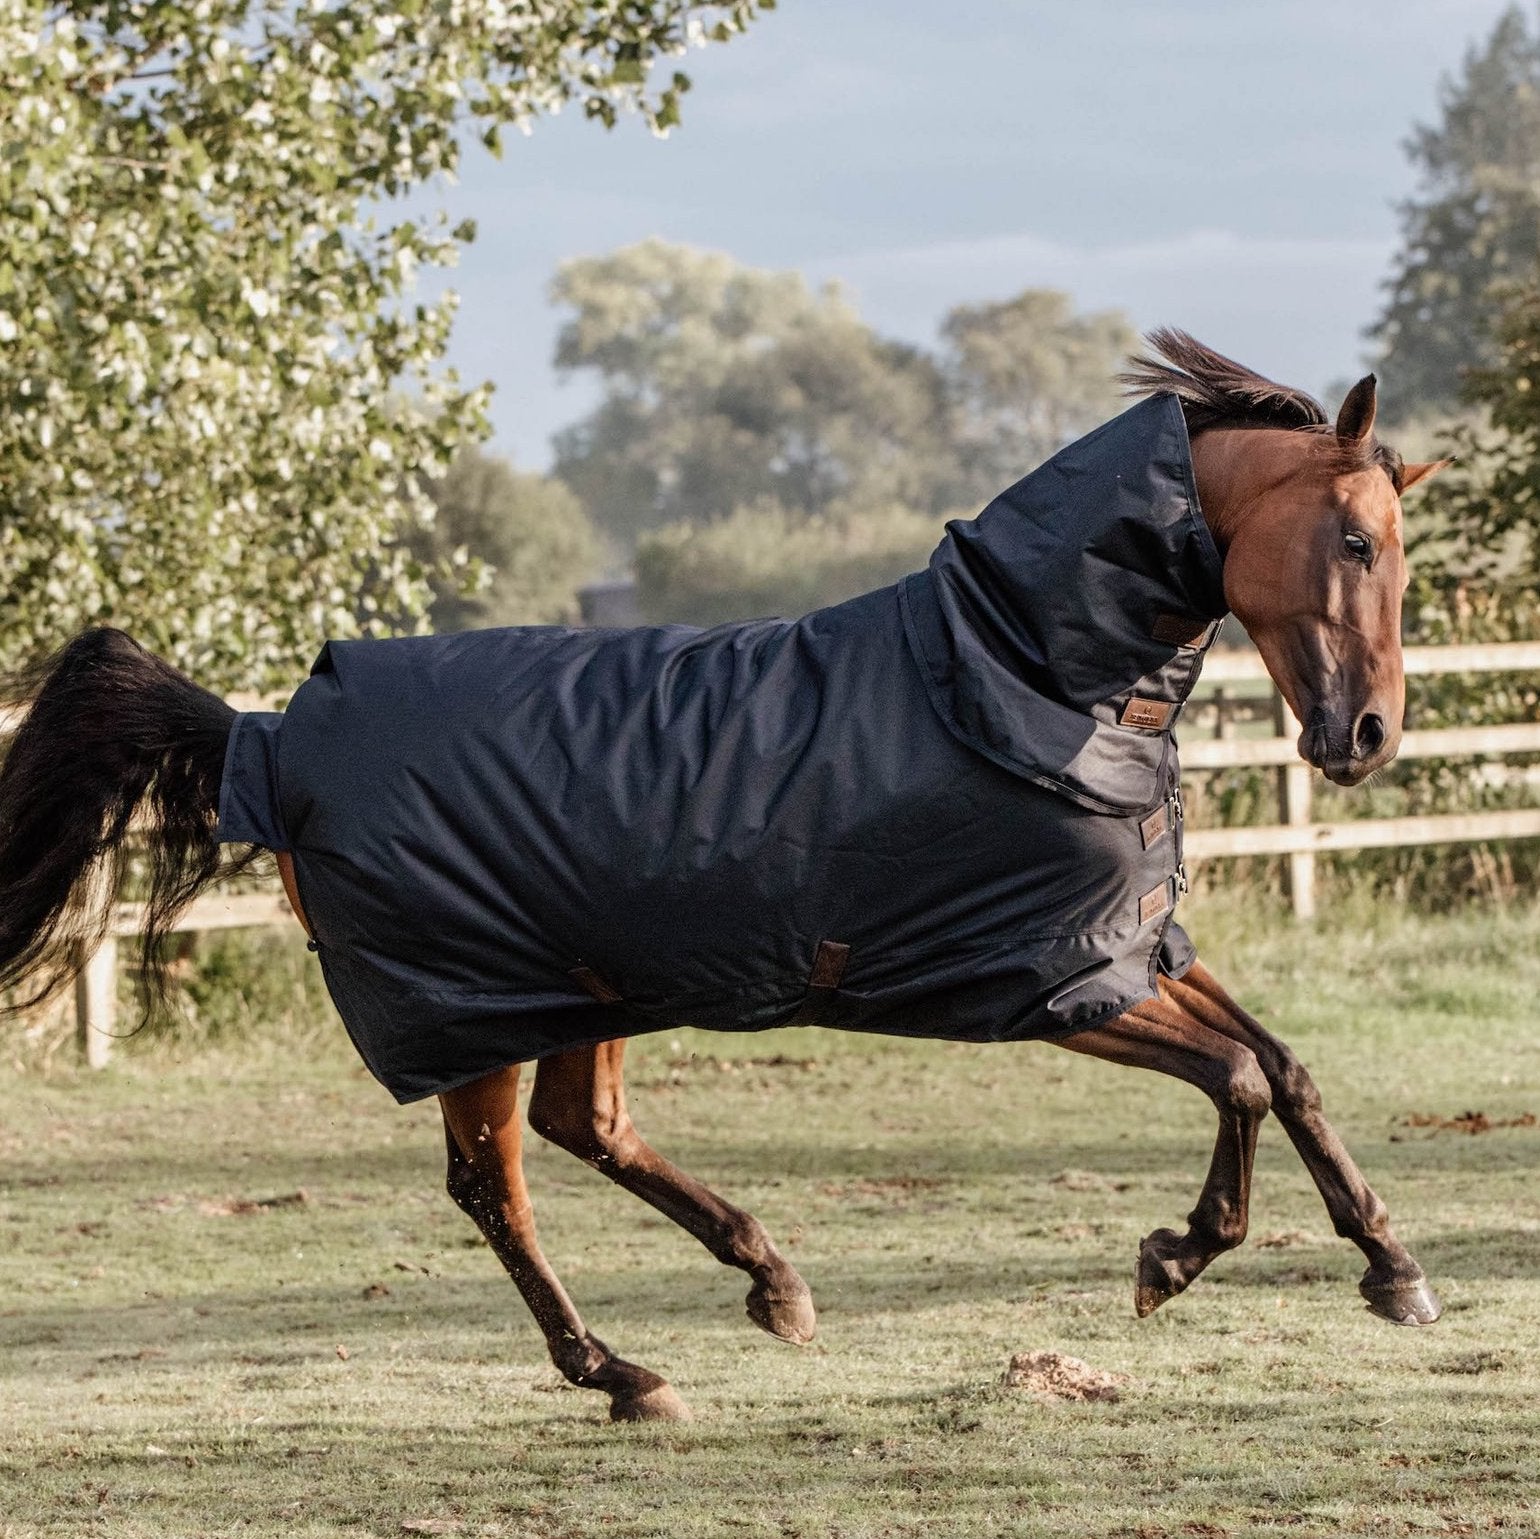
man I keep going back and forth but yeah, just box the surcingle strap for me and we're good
[569,965,623,1005]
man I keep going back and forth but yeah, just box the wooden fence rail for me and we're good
[1184,640,1540,919]
[59,645,1540,1064]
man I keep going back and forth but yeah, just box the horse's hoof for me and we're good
[1360,1272,1442,1326]
[610,1383,694,1423]
[1134,1229,1186,1319]
[746,1272,817,1344]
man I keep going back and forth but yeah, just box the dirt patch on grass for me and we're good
[1001,1351,1126,1402]
[1403,1110,1536,1135]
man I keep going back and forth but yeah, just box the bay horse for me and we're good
[0,333,1447,1423]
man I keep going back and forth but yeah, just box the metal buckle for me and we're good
[1176,861,1190,896]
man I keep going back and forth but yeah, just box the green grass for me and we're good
[4,898,1540,1537]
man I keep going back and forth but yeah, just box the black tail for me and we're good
[0,627,259,1020]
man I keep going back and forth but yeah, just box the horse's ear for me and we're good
[1335,374,1377,443]
[1399,458,1453,494]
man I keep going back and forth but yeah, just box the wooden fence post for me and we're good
[1271,687,1316,920]
[74,934,117,1069]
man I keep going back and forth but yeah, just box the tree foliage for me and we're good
[942,289,1135,503]
[1415,280,1540,581]
[412,448,600,632]
[551,240,1139,556]
[0,0,767,690]
[550,240,961,543]
[1370,4,1540,420]
[634,500,950,626]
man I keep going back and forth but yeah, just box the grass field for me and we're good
[4,897,1540,1538]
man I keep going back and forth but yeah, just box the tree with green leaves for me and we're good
[550,240,960,543]
[1370,4,1540,420]
[634,498,949,626]
[942,289,1136,501]
[0,0,768,691]
[412,449,600,632]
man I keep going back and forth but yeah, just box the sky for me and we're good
[413,0,1519,469]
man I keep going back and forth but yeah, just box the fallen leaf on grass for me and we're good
[1001,1350,1126,1402]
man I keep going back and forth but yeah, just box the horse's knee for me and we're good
[1221,1051,1272,1120]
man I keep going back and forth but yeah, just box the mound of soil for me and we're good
[1001,1351,1126,1403]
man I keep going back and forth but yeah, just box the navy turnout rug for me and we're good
[217,393,1228,1103]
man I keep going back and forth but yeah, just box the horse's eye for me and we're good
[1343,530,1373,564]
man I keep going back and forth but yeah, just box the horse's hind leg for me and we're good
[1058,994,1272,1317]
[1163,961,1440,1325]
[529,1040,816,1345]
[440,1064,692,1422]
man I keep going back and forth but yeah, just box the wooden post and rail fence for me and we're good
[45,643,1540,1065]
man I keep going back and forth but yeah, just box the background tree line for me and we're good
[422,248,1135,627]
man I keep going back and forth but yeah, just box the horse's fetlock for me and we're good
[551,1332,609,1386]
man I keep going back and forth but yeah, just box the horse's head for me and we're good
[1123,333,1447,788]
[1193,380,1446,785]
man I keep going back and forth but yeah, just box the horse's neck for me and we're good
[1190,428,1319,553]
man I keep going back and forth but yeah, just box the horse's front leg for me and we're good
[440,1064,692,1422]
[1059,993,1272,1317]
[529,1040,816,1344]
[1164,961,1440,1325]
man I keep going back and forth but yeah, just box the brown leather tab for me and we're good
[808,939,850,991]
[569,965,622,1005]
[1139,804,1169,849]
[1138,882,1172,926]
[1152,613,1217,649]
[1120,697,1174,731]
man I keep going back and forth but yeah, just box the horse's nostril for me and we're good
[1354,712,1386,759]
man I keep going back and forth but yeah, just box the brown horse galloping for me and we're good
[0,334,1447,1423]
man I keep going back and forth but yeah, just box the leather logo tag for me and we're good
[1152,613,1216,649]
[1138,882,1172,925]
[1139,805,1169,849]
[1120,697,1174,731]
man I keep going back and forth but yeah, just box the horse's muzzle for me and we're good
[1299,708,1397,787]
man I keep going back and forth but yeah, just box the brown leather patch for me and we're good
[1138,882,1172,926]
[569,965,622,1005]
[1152,613,1216,648]
[1120,697,1174,731]
[1140,804,1169,849]
[808,939,850,991]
